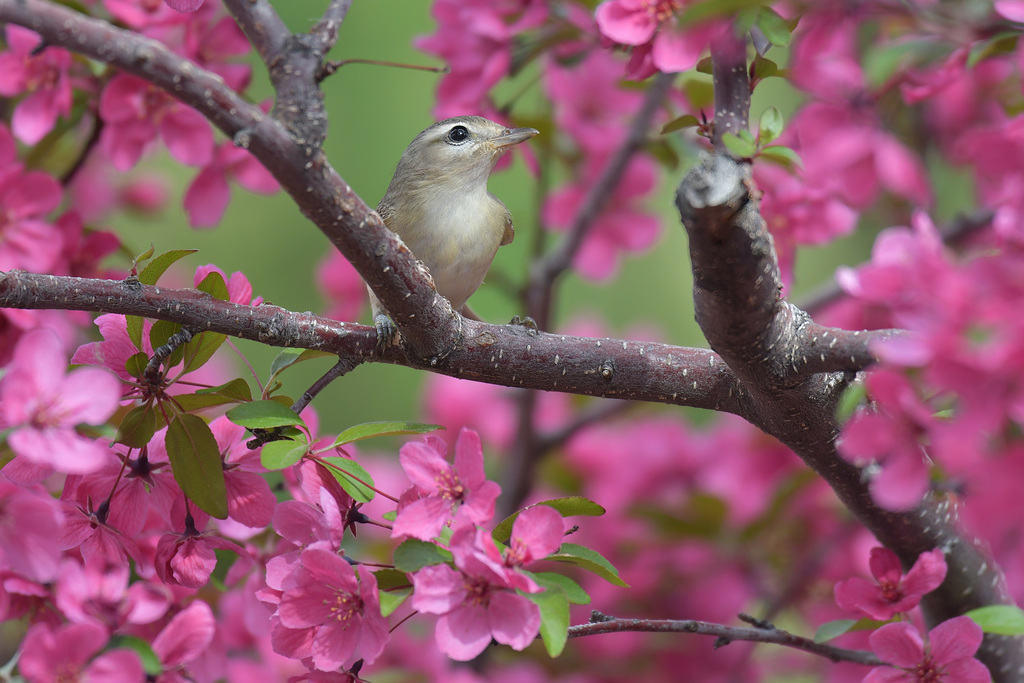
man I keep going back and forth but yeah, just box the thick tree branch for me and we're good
[679,115,1023,683]
[568,614,882,667]
[0,270,757,413]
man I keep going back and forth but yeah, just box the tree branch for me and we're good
[568,613,882,667]
[0,270,758,413]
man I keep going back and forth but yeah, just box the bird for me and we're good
[368,115,539,345]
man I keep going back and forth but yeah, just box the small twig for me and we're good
[290,357,359,415]
[567,616,882,666]
[318,58,448,82]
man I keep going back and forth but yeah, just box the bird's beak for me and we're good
[489,127,540,149]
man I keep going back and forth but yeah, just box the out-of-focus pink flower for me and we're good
[152,600,216,683]
[789,10,865,101]
[317,250,367,323]
[837,370,934,511]
[19,621,144,683]
[834,547,946,620]
[0,26,73,145]
[864,616,988,682]
[411,519,542,660]
[56,557,170,630]
[184,140,278,228]
[415,0,547,117]
[595,0,716,77]
[497,505,564,568]
[996,0,1024,21]
[0,480,64,583]
[392,428,500,541]
[275,547,388,671]
[99,74,214,171]
[0,327,121,475]
[165,0,205,12]
[0,147,64,273]
[544,50,643,156]
[544,154,661,281]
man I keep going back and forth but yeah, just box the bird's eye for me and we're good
[447,125,469,143]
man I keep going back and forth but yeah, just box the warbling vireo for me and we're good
[369,115,539,344]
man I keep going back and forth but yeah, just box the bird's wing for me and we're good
[500,205,514,246]
[376,200,395,225]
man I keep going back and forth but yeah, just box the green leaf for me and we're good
[722,131,757,158]
[526,588,570,657]
[532,572,591,605]
[269,348,334,378]
[393,539,453,573]
[226,400,304,429]
[373,567,411,591]
[132,244,156,271]
[260,437,309,470]
[836,382,867,423]
[814,619,856,644]
[197,378,253,402]
[548,543,628,588]
[679,0,763,26]
[125,351,148,380]
[195,270,230,301]
[320,455,375,503]
[694,56,713,74]
[966,605,1024,635]
[379,588,411,617]
[115,404,158,448]
[750,54,779,82]
[681,77,714,110]
[758,145,803,171]
[182,331,227,374]
[755,6,791,47]
[166,414,228,519]
[127,316,145,352]
[138,249,197,286]
[332,421,444,447]
[112,635,162,676]
[149,319,184,369]
[493,497,605,544]
[661,114,701,134]
[758,106,784,145]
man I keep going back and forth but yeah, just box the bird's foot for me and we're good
[374,313,399,349]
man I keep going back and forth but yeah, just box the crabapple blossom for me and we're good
[864,616,989,683]
[0,25,73,145]
[834,547,947,621]
[0,327,121,475]
[411,519,545,661]
[392,428,500,541]
[595,0,718,77]
[274,546,389,671]
[19,621,144,683]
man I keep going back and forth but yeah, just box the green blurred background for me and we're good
[109,1,965,436]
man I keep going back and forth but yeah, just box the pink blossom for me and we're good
[165,0,205,13]
[415,0,546,117]
[209,416,275,529]
[498,505,564,568]
[0,155,64,273]
[0,480,64,583]
[996,0,1024,21]
[0,327,121,475]
[155,528,248,589]
[595,0,716,77]
[56,557,170,630]
[152,600,216,682]
[837,370,935,510]
[71,313,152,385]
[316,250,367,324]
[19,621,144,683]
[864,616,989,682]
[99,74,214,171]
[789,10,865,101]
[834,547,947,620]
[392,428,500,541]
[0,26,73,145]
[544,154,662,281]
[59,497,144,570]
[411,520,541,660]
[544,50,644,156]
[275,547,389,670]
[184,140,278,228]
